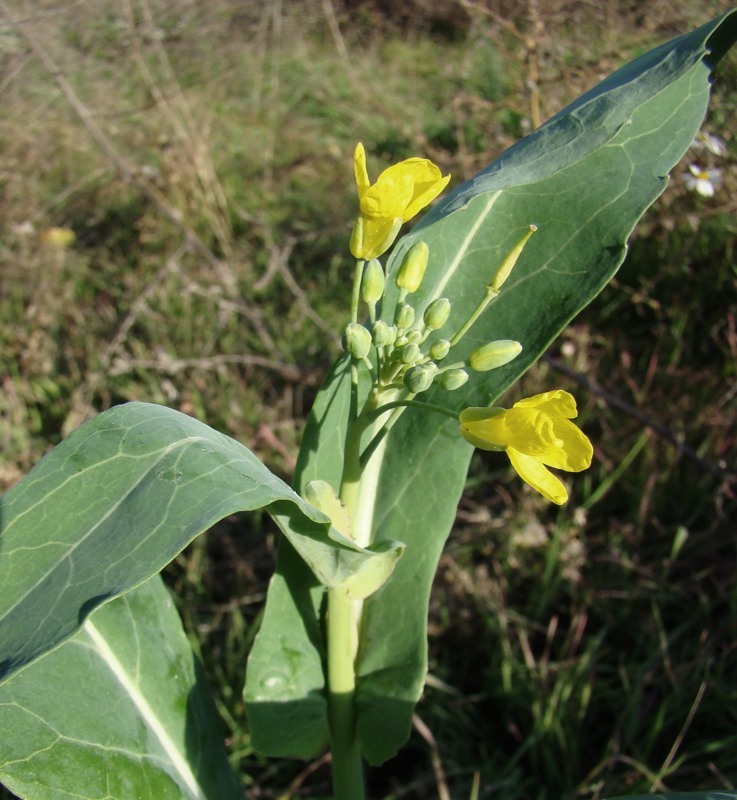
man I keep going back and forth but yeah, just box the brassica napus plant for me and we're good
[1,11,736,800]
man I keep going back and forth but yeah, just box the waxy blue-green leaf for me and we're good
[245,10,737,766]
[0,401,400,686]
[0,576,240,800]
[356,10,737,765]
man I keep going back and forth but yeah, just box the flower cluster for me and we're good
[345,144,593,503]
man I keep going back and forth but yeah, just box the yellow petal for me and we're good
[499,407,562,456]
[514,390,578,419]
[354,142,370,199]
[507,448,569,504]
[361,173,415,218]
[539,417,593,472]
[376,158,450,219]
[351,215,403,260]
[459,407,508,450]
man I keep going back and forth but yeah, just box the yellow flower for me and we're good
[459,390,593,505]
[350,143,450,260]
[40,226,75,248]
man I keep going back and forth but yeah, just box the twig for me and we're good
[653,664,710,790]
[412,713,451,800]
[122,0,235,261]
[543,355,734,480]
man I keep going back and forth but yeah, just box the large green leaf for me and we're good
[245,10,737,766]
[245,357,351,758]
[0,575,240,800]
[0,401,400,687]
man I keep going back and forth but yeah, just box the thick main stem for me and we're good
[326,418,366,800]
[327,585,365,799]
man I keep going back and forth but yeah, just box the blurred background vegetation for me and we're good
[1,1,736,798]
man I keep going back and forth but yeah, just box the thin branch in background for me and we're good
[525,0,544,129]
[320,0,350,61]
[543,355,734,480]
[412,713,451,800]
[122,0,235,262]
[61,247,183,434]
[653,661,710,789]
[254,235,338,338]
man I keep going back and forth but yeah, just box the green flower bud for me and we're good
[469,340,522,371]
[394,303,415,330]
[372,320,396,347]
[423,297,451,331]
[396,241,429,293]
[406,330,422,345]
[361,259,385,304]
[342,323,373,359]
[437,368,469,390]
[403,363,437,394]
[429,339,451,361]
[490,225,537,293]
[399,342,421,364]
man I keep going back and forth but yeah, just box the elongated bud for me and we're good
[396,241,429,293]
[490,225,537,293]
[372,320,396,347]
[394,303,415,330]
[342,323,373,359]
[403,363,437,394]
[423,298,451,331]
[437,368,469,390]
[469,340,522,371]
[429,339,451,361]
[361,259,385,304]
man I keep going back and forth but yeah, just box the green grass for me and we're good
[1,1,736,798]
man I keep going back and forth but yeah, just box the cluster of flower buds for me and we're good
[342,231,532,398]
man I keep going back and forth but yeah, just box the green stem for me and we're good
[326,419,366,799]
[326,585,365,800]
[448,285,497,347]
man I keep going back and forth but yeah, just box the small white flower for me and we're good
[692,130,727,156]
[683,164,723,198]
